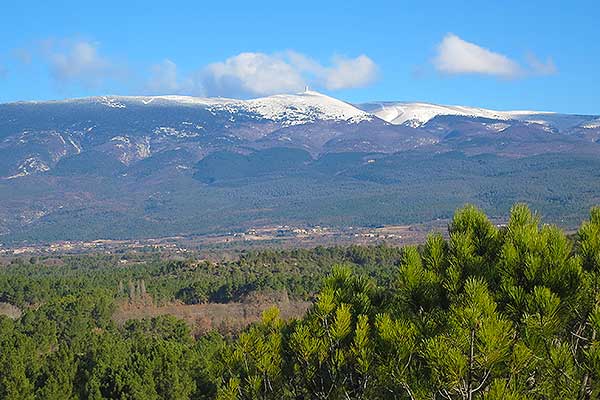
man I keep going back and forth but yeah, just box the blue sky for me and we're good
[1,0,598,114]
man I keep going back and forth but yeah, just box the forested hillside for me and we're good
[2,93,600,244]
[3,204,600,398]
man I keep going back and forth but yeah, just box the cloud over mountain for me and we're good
[29,36,377,97]
[146,59,180,93]
[41,39,122,87]
[202,52,307,97]
[434,34,522,78]
[285,51,378,91]
[323,55,378,90]
[145,51,379,98]
[433,34,557,79]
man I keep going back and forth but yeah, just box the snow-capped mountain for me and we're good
[25,90,373,126]
[358,101,555,127]
[2,91,600,181]
[0,90,600,179]
[1,91,600,244]
[131,90,374,126]
[0,91,430,178]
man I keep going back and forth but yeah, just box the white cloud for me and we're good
[285,51,324,76]
[42,39,121,87]
[141,52,378,98]
[200,51,379,97]
[28,38,377,97]
[324,55,378,90]
[145,59,189,94]
[433,34,557,79]
[434,34,522,78]
[285,52,378,90]
[202,52,306,97]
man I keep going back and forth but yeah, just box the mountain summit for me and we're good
[19,89,373,126]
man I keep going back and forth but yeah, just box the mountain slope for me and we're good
[358,101,598,132]
[0,91,434,178]
[1,92,600,244]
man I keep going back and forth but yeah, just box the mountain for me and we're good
[0,91,436,179]
[1,91,600,244]
[359,101,594,130]
[358,101,600,156]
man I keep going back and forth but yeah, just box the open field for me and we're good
[113,298,311,336]
[0,301,21,319]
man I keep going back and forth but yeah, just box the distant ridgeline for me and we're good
[1,93,600,243]
[2,204,600,398]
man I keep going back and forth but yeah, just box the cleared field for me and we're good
[0,302,21,319]
[113,299,311,336]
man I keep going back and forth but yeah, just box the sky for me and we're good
[1,0,598,114]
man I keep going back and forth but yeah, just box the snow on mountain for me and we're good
[242,90,373,126]
[359,101,553,127]
[13,90,373,127]
[582,118,600,129]
[98,96,126,109]
[5,157,50,180]
[89,90,373,126]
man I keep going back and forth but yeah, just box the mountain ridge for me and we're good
[359,101,557,127]
[1,90,599,181]
[1,91,600,244]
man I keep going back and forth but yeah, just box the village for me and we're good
[0,223,439,256]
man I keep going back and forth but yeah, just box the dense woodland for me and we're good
[6,151,600,244]
[3,204,600,398]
